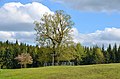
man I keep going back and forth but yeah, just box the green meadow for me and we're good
[0,63,120,79]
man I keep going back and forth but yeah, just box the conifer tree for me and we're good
[113,43,117,62]
[117,45,120,62]
[107,44,113,63]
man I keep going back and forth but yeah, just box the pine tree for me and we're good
[2,47,13,69]
[82,47,93,65]
[101,44,110,63]
[117,45,120,62]
[112,43,117,63]
[107,44,113,63]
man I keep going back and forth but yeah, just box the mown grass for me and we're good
[0,63,120,79]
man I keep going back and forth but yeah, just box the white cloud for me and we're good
[72,27,120,47]
[0,31,35,44]
[71,28,84,43]
[1,27,120,47]
[0,2,53,31]
[0,31,15,40]
[0,2,53,44]
[1,2,120,47]
[54,0,120,12]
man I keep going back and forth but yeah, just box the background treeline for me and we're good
[0,40,120,69]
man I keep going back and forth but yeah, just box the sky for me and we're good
[0,0,120,47]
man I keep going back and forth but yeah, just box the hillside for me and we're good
[0,63,120,79]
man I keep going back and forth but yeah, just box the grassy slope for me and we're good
[0,63,120,79]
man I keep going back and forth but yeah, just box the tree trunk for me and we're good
[52,42,56,66]
[24,64,27,68]
[20,64,22,68]
[52,53,55,66]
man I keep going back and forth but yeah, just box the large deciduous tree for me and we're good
[34,10,74,65]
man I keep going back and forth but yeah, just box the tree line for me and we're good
[1,10,120,69]
[0,40,120,69]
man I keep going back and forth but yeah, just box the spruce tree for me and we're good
[107,44,113,63]
[117,45,120,62]
[112,43,117,63]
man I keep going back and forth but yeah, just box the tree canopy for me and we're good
[34,10,74,65]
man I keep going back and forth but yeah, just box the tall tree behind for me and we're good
[107,44,113,63]
[102,44,109,63]
[74,43,85,65]
[93,47,104,64]
[0,47,5,68]
[113,43,117,62]
[117,45,120,62]
[34,10,74,65]
[2,47,13,69]
[82,47,93,65]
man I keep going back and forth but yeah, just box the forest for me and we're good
[1,10,120,69]
[0,40,120,69]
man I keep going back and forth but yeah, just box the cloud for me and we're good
[54,0,120,12]
[0,2,53,44]
[0,2,53,31]
[71,27,120,47]
[1,2,120,47]
[1,27,120,47]
[0,31,35,44]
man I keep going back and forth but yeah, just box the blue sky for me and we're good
[1,0,120,33]
[0,0,120,47]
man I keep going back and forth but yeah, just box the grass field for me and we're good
[0,63,120,79]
